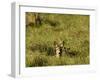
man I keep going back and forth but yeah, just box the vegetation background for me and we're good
[25,12,89,67]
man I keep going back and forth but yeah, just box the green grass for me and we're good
[26,13,89,67]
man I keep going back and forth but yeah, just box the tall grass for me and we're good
[26,13,89,67]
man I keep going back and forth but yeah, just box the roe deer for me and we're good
[54,41,65,58]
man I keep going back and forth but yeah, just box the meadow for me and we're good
[25,12,89,67]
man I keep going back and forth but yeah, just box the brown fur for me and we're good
[54,41,65,58]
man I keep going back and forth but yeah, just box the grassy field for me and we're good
[25,12,90,67]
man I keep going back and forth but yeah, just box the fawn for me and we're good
[54,41,64,58]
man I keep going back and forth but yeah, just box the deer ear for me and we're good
[54,41,57,45]
[63,41,65,45]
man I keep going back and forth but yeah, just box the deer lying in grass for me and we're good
[54,41,65,58]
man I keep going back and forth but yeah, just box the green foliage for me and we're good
[26,12,89,67]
